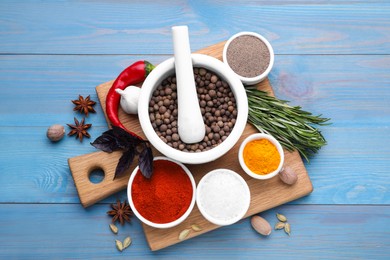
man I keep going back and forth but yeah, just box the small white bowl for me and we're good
[127,156,196,229]
[222,31,274,85]
[138,53,248,164]
[238,133,284,180]
[196,169,250,226]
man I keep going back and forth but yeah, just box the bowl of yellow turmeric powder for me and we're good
[238,133,284,180]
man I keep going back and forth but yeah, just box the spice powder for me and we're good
[243,139,280,175]
[131,160,193,224]
[197,169,249,222]
[226,35,270,78]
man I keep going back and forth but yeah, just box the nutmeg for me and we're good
[251,215,272,236]
[47,124,65,142]
[279,167,298,185]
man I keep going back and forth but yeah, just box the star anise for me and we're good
[107,200,133,225]
[67,117,91,142]
[72,95,96,116]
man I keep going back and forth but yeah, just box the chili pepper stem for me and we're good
[144,61,155,76]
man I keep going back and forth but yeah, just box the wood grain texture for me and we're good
[0,0,389,258]
[0,204,388,259]
[1,55,389,205]
[0,55,166,127]
[0,43,389,205]
[0,1,389,54]
[68,42,313,250]
[1,54,389,127]
[1,125,388,204]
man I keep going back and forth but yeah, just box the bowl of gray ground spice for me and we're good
[138,54,248,164]
[223,32,274,85]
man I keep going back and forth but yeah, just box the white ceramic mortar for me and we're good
[138,54,248,164]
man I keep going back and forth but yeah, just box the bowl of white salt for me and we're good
[196,169,251,226]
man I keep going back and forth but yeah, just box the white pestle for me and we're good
[172,26,205,144]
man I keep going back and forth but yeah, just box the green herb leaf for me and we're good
[246,88,330,161]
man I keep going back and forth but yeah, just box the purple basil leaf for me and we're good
[90,133,120,152]
[114,148,136,180]
[111,125,140,150]
[138,145,153,179]
[91,126,142,152]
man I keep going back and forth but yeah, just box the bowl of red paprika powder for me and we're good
[127,157,196,228]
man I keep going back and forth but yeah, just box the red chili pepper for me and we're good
[106,60,155,139]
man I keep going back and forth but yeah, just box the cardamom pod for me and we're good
[191,224,202,232]
[179,229,191,241]
[276,213,287,222]
[109,223,118,234]
[274,222,285,230]
[123,236,132,249]
[284,223,291,236]
[115,240,123,252]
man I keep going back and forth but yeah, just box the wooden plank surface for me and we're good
[1,54,389,205]
[0,204,388,259]
[0,0,390,258]
[1,125,389,204]
[0,1,389,54]
[1,54,390,127]
[68,42,313,250]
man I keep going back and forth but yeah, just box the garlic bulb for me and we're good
[116,86,141,114]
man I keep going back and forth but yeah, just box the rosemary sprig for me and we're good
[245,87,330,161]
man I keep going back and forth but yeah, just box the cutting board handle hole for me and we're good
[89,168,105,184]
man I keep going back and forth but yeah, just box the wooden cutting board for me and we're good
[68,41,313,251]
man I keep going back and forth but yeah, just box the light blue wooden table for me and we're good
[1,1,389,259]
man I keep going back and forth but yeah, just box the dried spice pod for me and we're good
[72,95,96,116]
[107,200,133,225]
[251,215,272,236]
[284,223,291,236]
[191,224,202,232]
[274,222,285,230]
[67,117,91,142]
[179,229,191,241]
[109,223,118,234]
[276,213,287,222]
[279,167,298,185]
[123,236,132,249]
[115,240,123,252]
